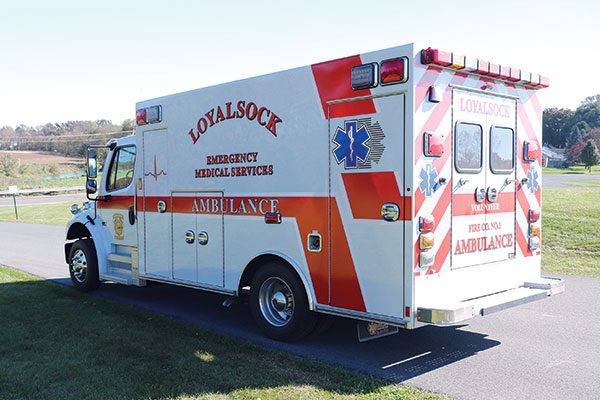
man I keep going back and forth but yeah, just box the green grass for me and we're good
[0,201,73,225]
[0,265,444,400]
[563,180,600,187]
[0,163,85,190]
[543,165,600,175]
[542,188,600,277]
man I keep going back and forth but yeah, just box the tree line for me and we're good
[543,94,600,168]
[0,119,134,158]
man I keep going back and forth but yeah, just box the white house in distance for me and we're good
[542,145,567,167]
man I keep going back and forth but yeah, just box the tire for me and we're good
[249,262,317,341]
[68,239,100,292]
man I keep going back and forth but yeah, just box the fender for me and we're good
[65,212,112,275]
[239,250,318,311]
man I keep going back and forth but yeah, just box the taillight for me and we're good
[528,208,541,251]
[529,236,540,251]
[529,209,540,223]
[419,215,435,232]
[380,57,408,85]
[419,250,435,268]
[419,233,435,250]
[424,132,444,157]
[529,224,541,237]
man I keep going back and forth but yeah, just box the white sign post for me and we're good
[7,185,18,220]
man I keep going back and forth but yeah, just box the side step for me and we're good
[102,251,145,287]
[108,252,132,265]
[417,277,564,324]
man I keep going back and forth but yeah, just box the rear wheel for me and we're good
[68,239,100,292]
[249,262,317,341]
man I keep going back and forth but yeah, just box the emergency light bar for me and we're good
[136,105,162,126]
[421,47,549,89]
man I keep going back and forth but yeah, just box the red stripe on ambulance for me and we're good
[311,55,376,119]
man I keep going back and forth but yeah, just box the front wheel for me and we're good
[249,263,317,341]
[68,239,100,292]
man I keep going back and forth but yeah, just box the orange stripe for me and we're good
[329,198,366,311]
[97,195,134,209]
[123,194,367,311]
[342,172,411,220]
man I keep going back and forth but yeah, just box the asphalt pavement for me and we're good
[0,221,598,400]
[0,193,86,208]
[543,173,600,188]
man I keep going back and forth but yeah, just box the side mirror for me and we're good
[86,179,97,195]
[87,149,97,179]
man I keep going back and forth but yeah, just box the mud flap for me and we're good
[357,321,399,342]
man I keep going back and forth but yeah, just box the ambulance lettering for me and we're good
[191,197,279,215]
[188,100,283,143]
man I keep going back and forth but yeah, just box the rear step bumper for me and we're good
[417,277,565,324]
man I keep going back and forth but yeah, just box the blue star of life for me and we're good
[419,164,438,196]
[526,167,539,193]
[333,121,370,168]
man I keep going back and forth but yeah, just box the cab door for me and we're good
[451,89,516,268]
[98,145,137,251]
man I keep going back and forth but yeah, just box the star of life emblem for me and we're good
[332,118,385,169]
[419,164,438,197]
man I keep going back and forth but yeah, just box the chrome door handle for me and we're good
[381,203,400,222]
[198,231,209,245]
[487,187,498,202]
[184,230,195,244]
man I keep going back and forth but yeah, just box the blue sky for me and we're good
[1,0,598,127]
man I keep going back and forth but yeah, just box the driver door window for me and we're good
[107,146,136,191]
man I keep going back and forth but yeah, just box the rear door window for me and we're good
[489,126,514,174]
[454,122,483,173]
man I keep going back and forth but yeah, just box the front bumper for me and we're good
[417,277,565,324]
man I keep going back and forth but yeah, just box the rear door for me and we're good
[451,89,516,268]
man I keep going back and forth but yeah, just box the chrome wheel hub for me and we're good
[71,249,87,283]
[258,277,294,327]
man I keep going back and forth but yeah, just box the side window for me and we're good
[106,146,136,192]
[455,122,483,173]
[490,126,514,174]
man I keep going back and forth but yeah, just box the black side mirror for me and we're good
[87,149,97,179]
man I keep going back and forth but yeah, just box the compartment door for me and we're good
[172,193,197,282]
[327,94,405,316]
[195,192,224,287]
[142,129,171,278]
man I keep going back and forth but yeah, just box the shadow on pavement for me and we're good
[54,279,501,384]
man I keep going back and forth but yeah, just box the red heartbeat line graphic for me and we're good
[144,156,167,181]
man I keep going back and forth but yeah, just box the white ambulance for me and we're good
[65,43,563,341]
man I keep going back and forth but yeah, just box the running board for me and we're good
[417,277,564,324]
